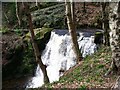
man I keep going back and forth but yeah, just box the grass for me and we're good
[43,46,117,88]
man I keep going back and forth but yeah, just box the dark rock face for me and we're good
[94,32,103,45]
[37,31,51,53]
[2,29,52,79]
[2,32,25,78]
[2,46,24,78]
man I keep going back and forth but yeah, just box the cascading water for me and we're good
[26,30,98,88]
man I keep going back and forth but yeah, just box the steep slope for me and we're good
[32,2,102,29]
[43,46,118,88]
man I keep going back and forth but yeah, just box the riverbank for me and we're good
[43,46,118,88]
[2,43,118,89]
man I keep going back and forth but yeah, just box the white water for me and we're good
[26,30,97,88]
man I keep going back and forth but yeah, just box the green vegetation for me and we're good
[2,27,53,79]
[32,4,66,29]
[0,27,9,34]
[2,2,102,30]
[35,27,53,39]
[30,2,60,12]
[43,46,117,88]
[24,27,53,41]
[20,42,35,74]
[13,29,23,36]
[3,2,118,89]
[2,2,17,28]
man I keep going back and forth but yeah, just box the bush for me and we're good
[0,27,9,34]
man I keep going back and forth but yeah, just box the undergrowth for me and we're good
[43,46,117,88]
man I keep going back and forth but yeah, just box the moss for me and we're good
[95,31,103,35]
[24,27,53,41]
[35,27,53,39]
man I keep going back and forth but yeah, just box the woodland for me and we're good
[1,1,120,89]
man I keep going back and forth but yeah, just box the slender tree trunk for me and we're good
[83,2,86,13]
[16,0,21,27]
[24,2,49,84]
[106,2,120,75]
[3,12,9,24]
[65,0,82,63]
[70,0,74,21]
[36,0,38,6]
[101,2,110,46]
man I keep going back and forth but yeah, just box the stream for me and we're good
[2,29,103,89]
[26,29,103,88]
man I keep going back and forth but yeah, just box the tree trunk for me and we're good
[101,2,110,46]
[113,76,120,89]
[36,0,38,6]
[3,12,9,24]
[16,0,21,27]
[65,0,82,63]
[24,2,49,84]
[70,0,74,21]
[83,2,86,13]
[107,2,120,75]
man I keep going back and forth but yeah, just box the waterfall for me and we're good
[26,30,97,88]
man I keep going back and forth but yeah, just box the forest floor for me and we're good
[43,46,118,89]
[75,2,101,28]
[2,2,116,89]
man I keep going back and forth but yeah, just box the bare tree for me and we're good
[16,0,21,27]
[23,2,50,84]
[83,2,86,13]
[101,2,110,46]
[35,0,38,6]
[106,2,120,75]
[65,0,82,63]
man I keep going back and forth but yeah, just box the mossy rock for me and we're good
[24,27,53,41]
[3,27,53,78]
[95,31,103,35]
[35,27,53,39]
[24,27,53,52]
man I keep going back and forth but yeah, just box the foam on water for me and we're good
[26,30,97,88]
